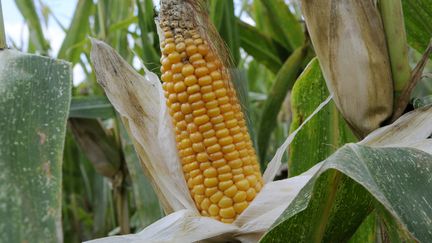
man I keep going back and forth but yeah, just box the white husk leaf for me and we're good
[89,39,432,243]
[300,0,394,137]
[360,106,432,147]
[90,39,196,214]
[407,139,432,155]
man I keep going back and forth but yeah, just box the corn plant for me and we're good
[1,0,432,242]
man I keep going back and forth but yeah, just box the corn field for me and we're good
[1,0,432,242]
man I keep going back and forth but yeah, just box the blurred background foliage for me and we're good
[3,0,431,242]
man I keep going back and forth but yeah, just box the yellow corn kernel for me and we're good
[222,144,236,153]
[210,191,224,203]
[236,179,250,191]
[208,204,219,216]
[200,85,213,94]
[196,152,208,163]
[218,173,232,181]
[200,162,211,171]
[205,100,219,109]
[207,144,221,154]
[172,63,183,73]
[217,165,231,174]
[247,175,258,187]
[198,75,212,86]
[205,187,218,197]
[218,180,233,191]
[218,196,233,208]
[176,42,186,52]
[189,53,202,63]
[187,84,200,95]
[204,178,218,187]
[221,218,234,224]
[246,188,257,201]
[202,129,215,139]
[186,45,198,55]
[219,207,235,219]
[212,159,226,168]
[190,170,201,180]
[233,201,248,214]
[224,185,238,198]
[184,75,197,86]
[233,191,247,203]
[201,198,211,210]
[194,195,204,205]
[203,167,217,178]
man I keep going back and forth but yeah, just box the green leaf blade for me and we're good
[237,19,284,73]
[69,96,115,119]
[0,50,71,242]
[57,0,94,64]
[289,58,357,176]
[210,0,240,65]
[256,0,305,50]
[262,145,432,242]
[15,0,50,54]
[257,46,308,163]
[402,0,432,55]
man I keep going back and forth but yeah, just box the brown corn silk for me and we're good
[158,0,263,223]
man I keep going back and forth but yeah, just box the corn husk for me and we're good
[89,39,432,243]
[360,105,432,148]
[300,0,394,137]
[89,39,326,242]
[90,38,196,214]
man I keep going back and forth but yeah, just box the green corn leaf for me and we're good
[288,58,357,177]
[106,0,134,57]
[57,0,94,64]
[136,0,161,75]
[402,0,432,56]
[349,212,379,243]
[210,0,240,65]
[0,49,71,242]
[237,19,285,74]
[257,45,308,163]
[254,0,304,51]
[14,0,50,54]
[286,59,375,243]
[108,16,138,33]
[69,96,115,119]
[261,145,432,242]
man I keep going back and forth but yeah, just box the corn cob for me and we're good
[158,0,263,223]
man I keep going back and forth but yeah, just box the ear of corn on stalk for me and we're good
[90,36,432,242]
[158,0,263,223]
[300,0,394,138]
